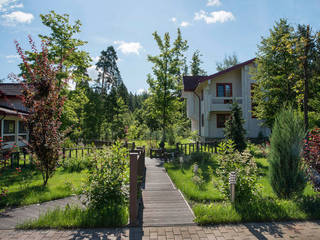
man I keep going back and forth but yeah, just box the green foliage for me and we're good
[193,196,320,224]
[95,46,122,93]
[147,28,189,142]
[60,156,91,173]
[19,204,128,229]
[216,140,259,202]
[224,102,246,152]
[252,19,320,129]
[82,142,129,209]
[189,152,213,165]
[268,106,307,199]
[190,50,207,76]
[216,53,239,71]
[192,163,206,190]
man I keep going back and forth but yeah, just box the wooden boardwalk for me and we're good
[142,157,194,226]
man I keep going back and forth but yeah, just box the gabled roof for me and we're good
[183,58,255,92]
[0,83,23,96]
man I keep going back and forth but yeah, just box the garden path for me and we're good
[0,195,82,229]
[142,157,195,226]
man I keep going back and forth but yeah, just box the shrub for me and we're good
[304,128,320,191]
[59,156,91,172]
[191,163,206,189]
[268,106,307,199]
[189,152,213,165]
[224,102,247,152]
[82,141,129,209]
[216,140,259,202]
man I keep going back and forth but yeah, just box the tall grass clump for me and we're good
[268,106,307,199]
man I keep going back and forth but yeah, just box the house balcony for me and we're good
[209,97,243,112]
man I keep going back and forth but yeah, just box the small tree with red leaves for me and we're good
[304,128,320,191]
[14,36,67,186]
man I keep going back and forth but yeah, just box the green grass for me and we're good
[193,196,320,224]
[165,143,320,224]
[0,167,87,210]
[165,160,224,202]
[18,204,128,229]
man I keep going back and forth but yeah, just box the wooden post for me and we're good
[76,148,78,159]
[63,148,66,161]
[176,143,179,152]
[196,141,199,152]
[129,153,138,226]
[184,144,187,155]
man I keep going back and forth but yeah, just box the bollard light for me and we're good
[193,163,198,174]
[229,171,237,203]
[179,156,183,164]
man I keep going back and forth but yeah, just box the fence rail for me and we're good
[1,141,136,169]
[176,141,219,155]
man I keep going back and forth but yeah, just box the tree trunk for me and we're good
[303,25,310,132]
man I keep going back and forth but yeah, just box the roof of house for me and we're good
[0,106,28,116]
[0,83,23,96]
[183,58,256,92]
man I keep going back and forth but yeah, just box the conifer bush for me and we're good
[224,102,246,152]
[268,106,307,199]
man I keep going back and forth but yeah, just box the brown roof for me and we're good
[0,83,23,96]
[183,58,256,92]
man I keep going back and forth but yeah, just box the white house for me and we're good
[0,83,29,148]
[182,58,270,140]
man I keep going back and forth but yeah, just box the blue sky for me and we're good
[1,0,320,93]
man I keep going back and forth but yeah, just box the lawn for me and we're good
[164,143,320,224]
[0,166,87,210]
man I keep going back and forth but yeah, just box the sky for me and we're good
[0,0,320,94]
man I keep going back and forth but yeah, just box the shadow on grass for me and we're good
[0,167,39,187]
[0,185,48,209]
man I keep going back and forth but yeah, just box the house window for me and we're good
[201,114,204,127]
[216,83,232,97]
[251,84,257,118]
[3,120,16,142]
[18,121,27,142]
[217,114,230,128]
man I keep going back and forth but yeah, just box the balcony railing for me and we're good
[210,97,243,112]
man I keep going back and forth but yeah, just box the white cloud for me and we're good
[180,21,190,27]
[170,17,177,23]
[91,56,99,63]
[194,10,235,24]
[87,65,99,80]
[114,40,143,55]
[137,88,147,95]
[2,11,34,25]
[207,0,221,6]
[5,54,18,59]
[0,0,22,12]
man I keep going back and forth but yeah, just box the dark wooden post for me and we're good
[196,141,199,152]
[76,148,78,159]
[176,143,179,152]
[69,149,71,159]
[63,148,66,161]
[129,153,138,226]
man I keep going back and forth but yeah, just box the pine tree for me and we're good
[190,50,206,76]
[216,53,239,71]
[224,102,246,152]
[268,105,306,199]
[96,46,122,93]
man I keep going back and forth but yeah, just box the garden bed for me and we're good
[164,144,320,224]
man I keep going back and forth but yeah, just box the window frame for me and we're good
[3,120,16,143]
[217,114,230,128]
[216,83,233,97]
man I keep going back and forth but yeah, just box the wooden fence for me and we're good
[1,141,136,169]
[176,141,219,155]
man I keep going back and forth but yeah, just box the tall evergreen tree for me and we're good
[268,105,307,198]
[216,53,239,71]
[224,102,246,152]
[96,46,122,93]
[190,50,207,76]
[147,28,188,143]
